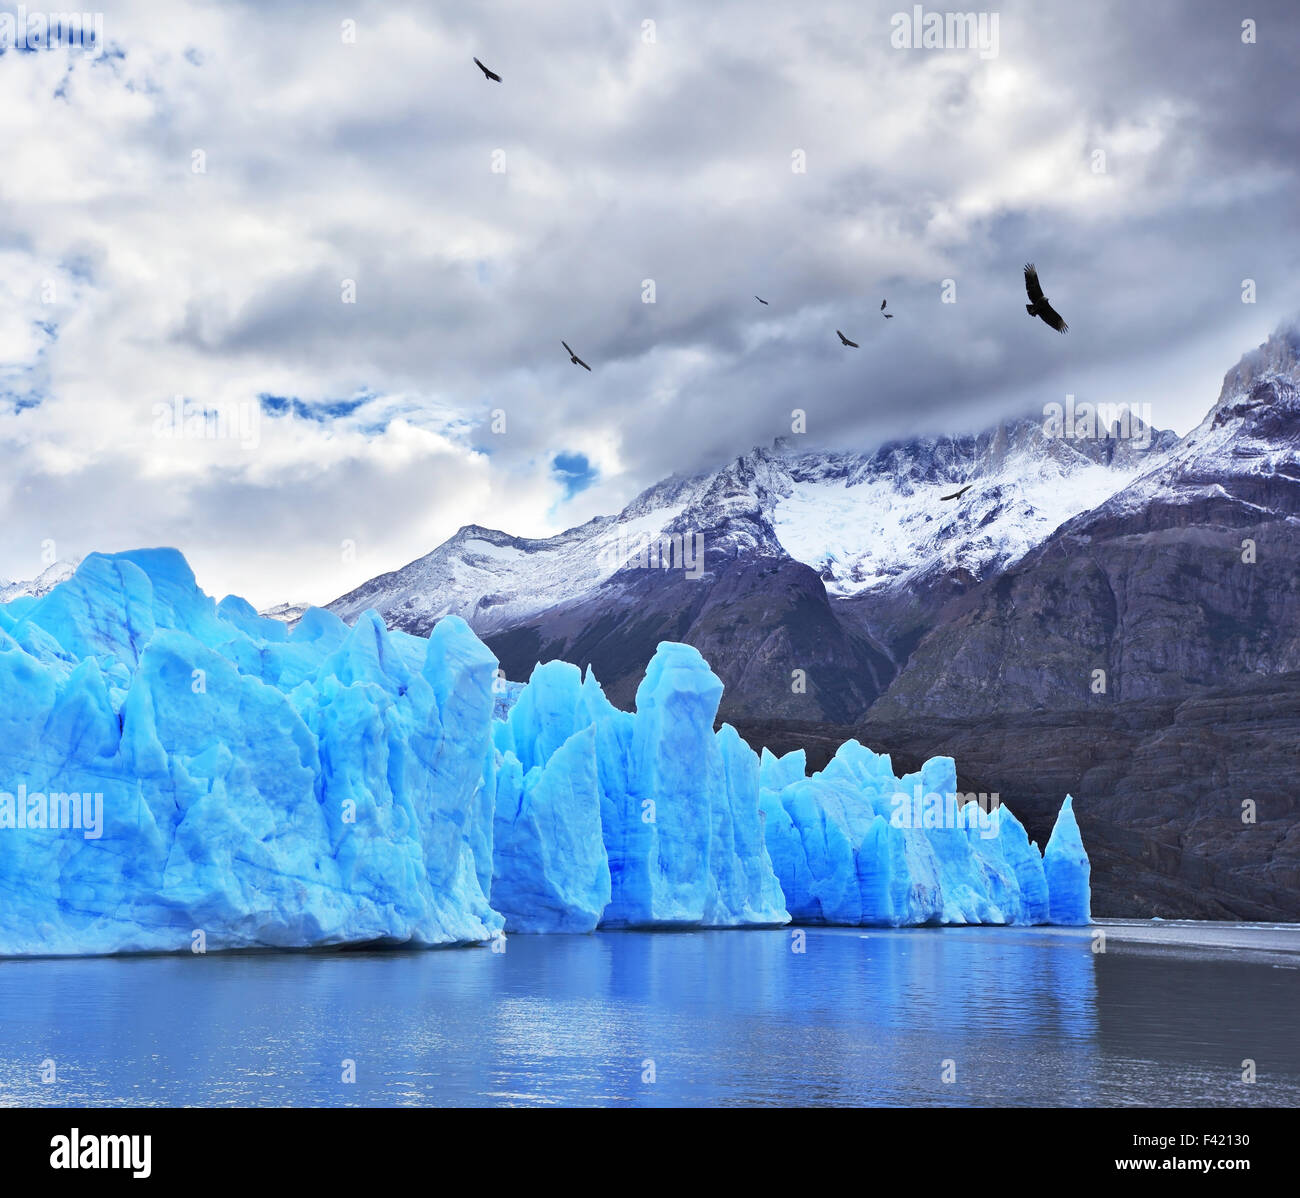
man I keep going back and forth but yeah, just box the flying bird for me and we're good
[562,340,591,371]
[940,483,973,502]
[473,57,502,82]
[1023,264,1068,333]
[754,296,769,305]
[836,330,859,348]
[880,299,893,319]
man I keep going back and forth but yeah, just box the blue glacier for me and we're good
[491,721,611,934]
[758,742,1061,926]
[1044,795,1092,925]
[0,550,502,955]
[490,650,789,929]
[0,549,1090,956]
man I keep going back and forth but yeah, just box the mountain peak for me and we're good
[452,523,512,543]
[1215,323,1300,407]
[0,558,83,604]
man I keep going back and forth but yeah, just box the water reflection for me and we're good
[0,927,1294,1107]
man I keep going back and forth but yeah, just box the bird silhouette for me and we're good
[940,483,973,502]
[754,296,769,305]
[473,57,502,82]
[880,299,893,319]
[1023,264,1068,333]
[836,330,859,348]
[562,340,591,371]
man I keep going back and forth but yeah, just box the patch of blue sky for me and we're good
[258,393,369,422]
[1,384,45,413]
[552,451,597,499]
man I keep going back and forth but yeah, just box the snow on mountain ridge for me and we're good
[773,419,1173,595]
[1062,325,1300,526]
[329,497,700,634]
[0,559,82,605]
[259,601,310,629]
[327,414,1171,631]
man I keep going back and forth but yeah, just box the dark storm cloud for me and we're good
[192,0,1300,442]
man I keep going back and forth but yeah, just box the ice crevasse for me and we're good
[0,550,1089,956]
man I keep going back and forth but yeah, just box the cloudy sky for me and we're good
[1,0,1298,607]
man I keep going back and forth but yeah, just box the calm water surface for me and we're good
[1,925,1296,1106]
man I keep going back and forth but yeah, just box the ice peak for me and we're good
[1043,795,1091,925]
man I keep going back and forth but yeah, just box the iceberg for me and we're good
[0,548,1089,957]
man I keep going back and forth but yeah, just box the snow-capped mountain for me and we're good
[875,327,1300,720]
[329,474,702,637]
[326,322,1294,723]
[0,558,82,604]
[1066,324,1300,531]
[329,414,1173,648]
[769,417,1176,595]
[258,601,311,629]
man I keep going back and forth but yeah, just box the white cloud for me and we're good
[1,0,1298,604]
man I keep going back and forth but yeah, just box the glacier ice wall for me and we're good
[0,550,502,955]
[759,741,1065,926]
[491,649,789,929]
[0,549,1090,956]
[491,651,1088,932]
[491,720,612,934]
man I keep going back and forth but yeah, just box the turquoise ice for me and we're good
[758,740,1074,926]
[1044,795,1092,925]
[491,649,789,929]
[0,549,1090,955]
[0,550,501,955]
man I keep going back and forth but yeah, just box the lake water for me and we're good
[1,924,1297,1107]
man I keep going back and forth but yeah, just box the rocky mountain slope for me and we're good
[872,327,1300,719]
